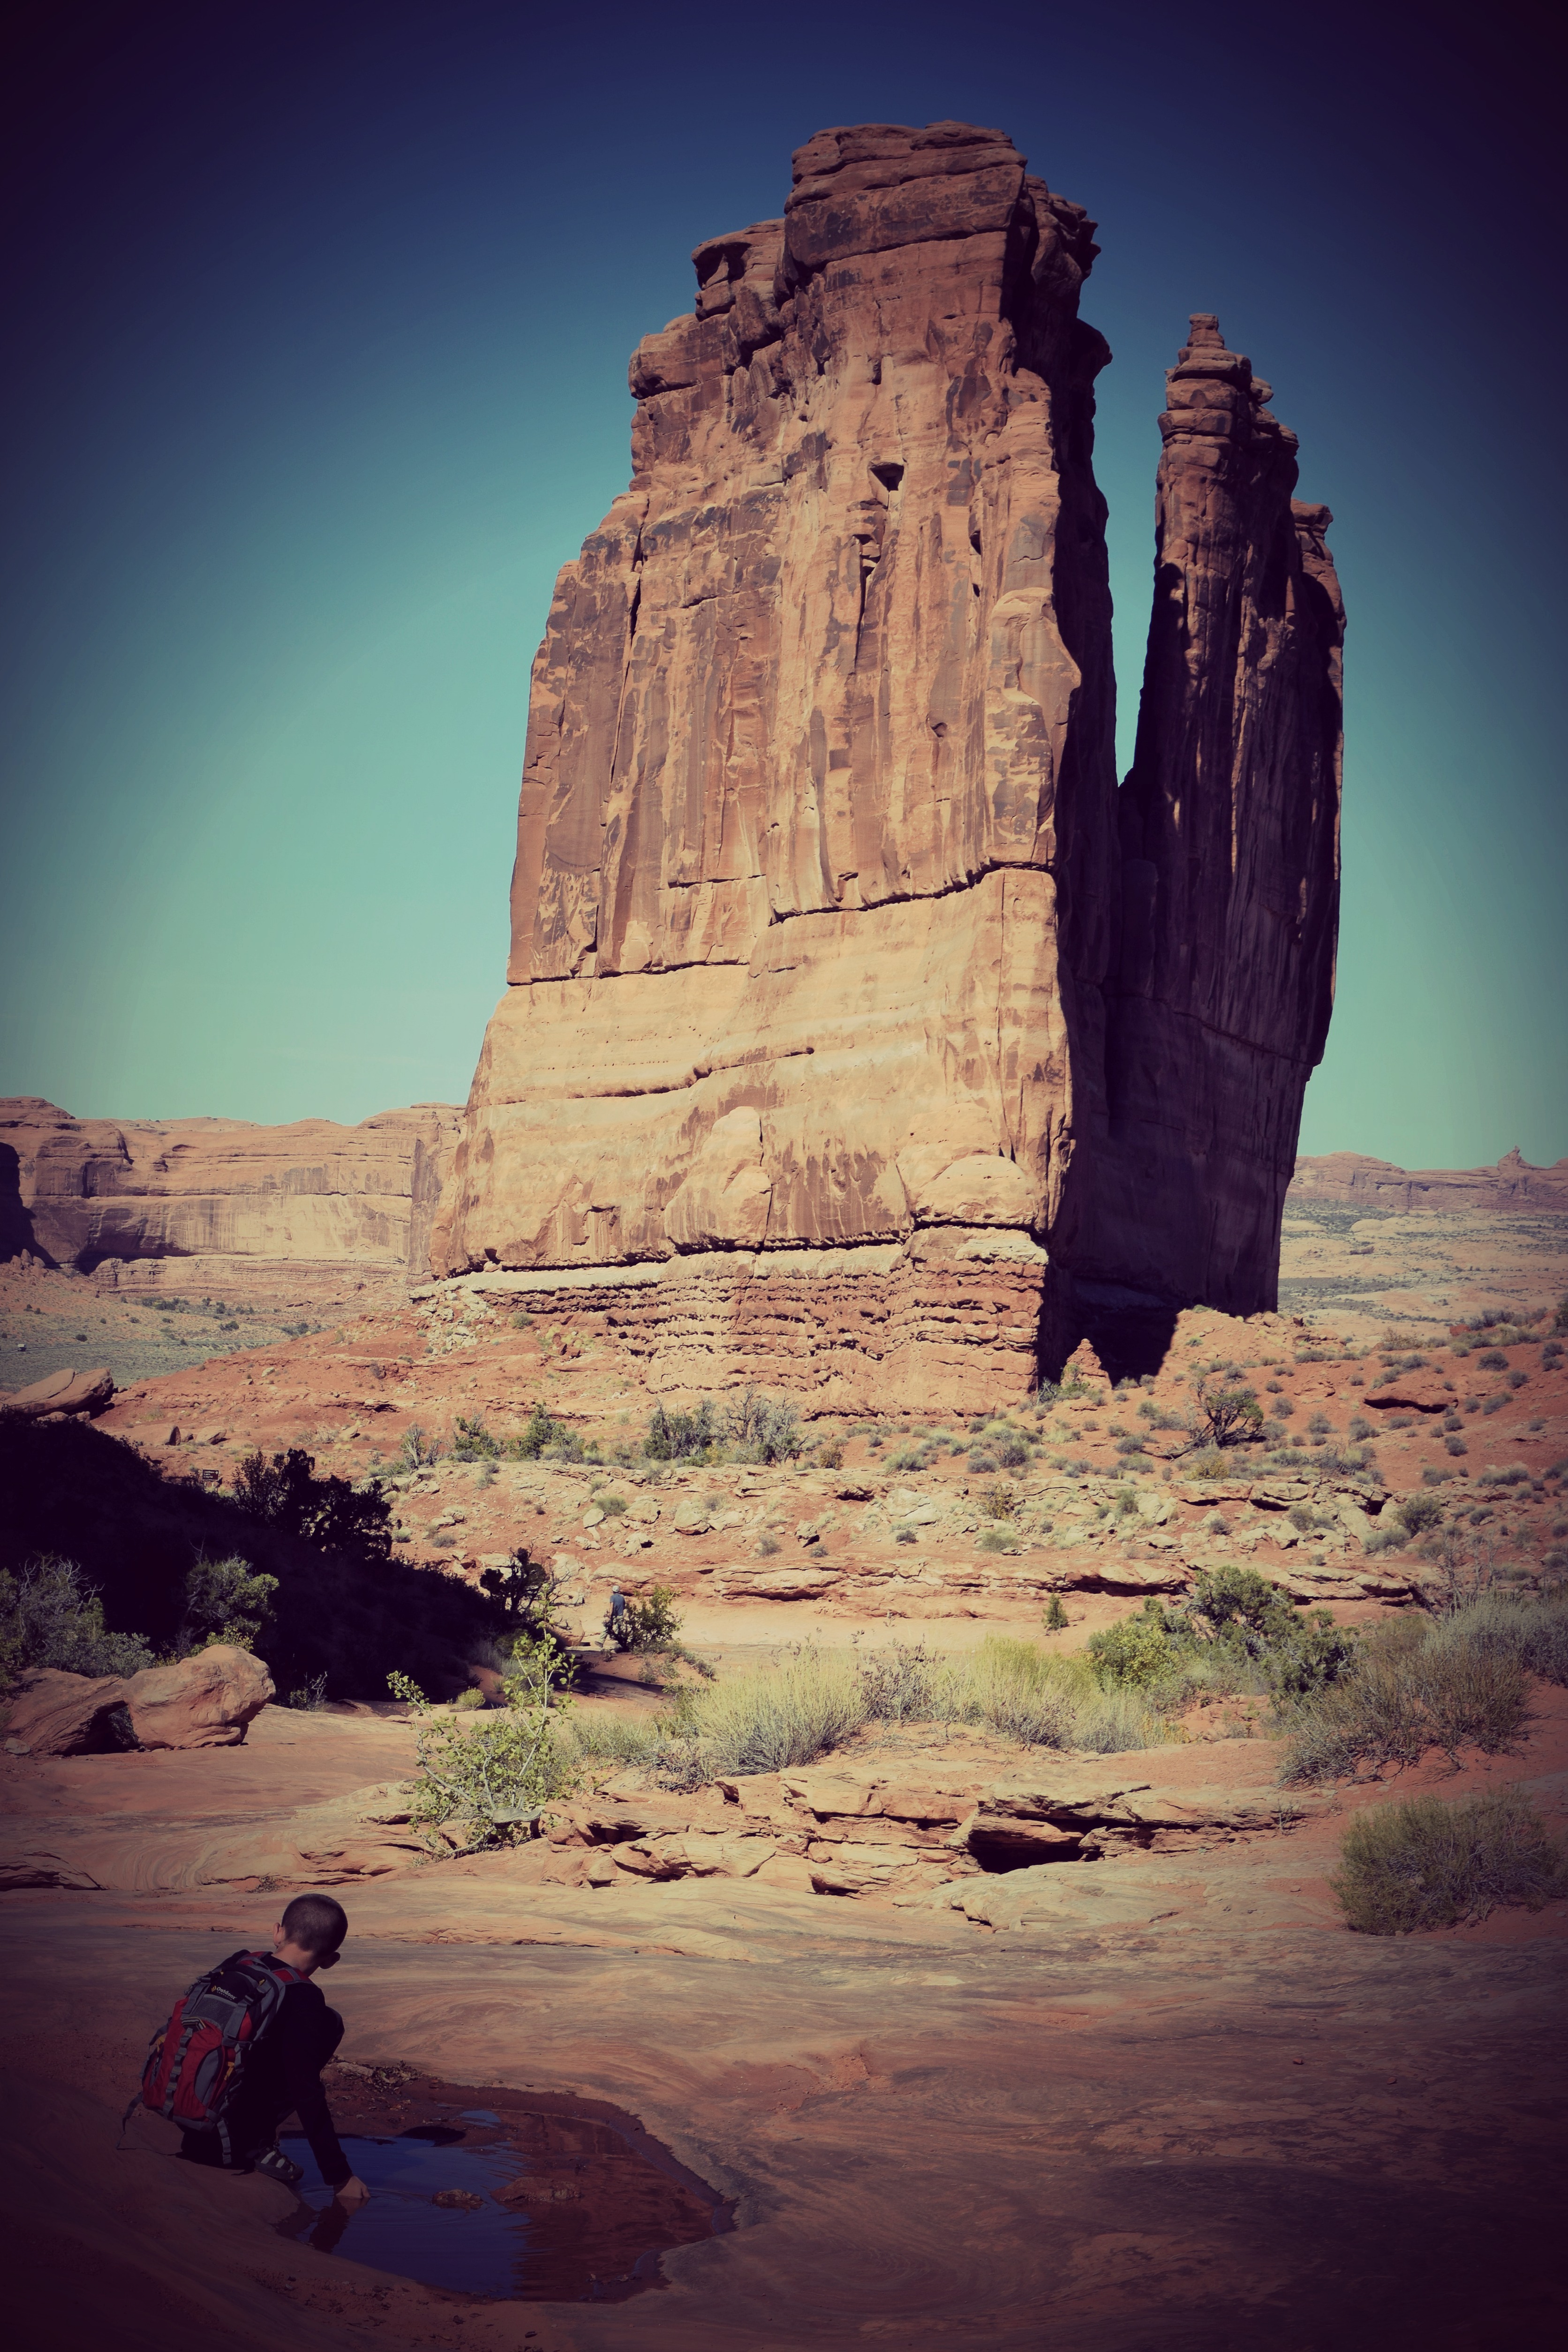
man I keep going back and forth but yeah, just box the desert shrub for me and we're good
[1398,1492,1445,1536]
[0,1557,156,1682]
[1507,1369,1529,1391]
[1193,1380,1264,1448]
[855,1641,941,1724]
[674,1644,866,1773]
[975,1528,1017,1554]
[1281,1607,1535,1782]
[993,1434,1029,1469]
[1043,1593,1069,1632]
[592,1491,627,1517]
[505,1406,573,1461]
[451,1415,501,1461]
[176,1555,278,1654]
[1421,1593,1568,1683]
[756,1533,781,1557]
[1266,1610,1363,1703]
[953,1638,1167,1752]
[645,1399,718,1461]
[1088,1605,1181,1691]
[453,1685,485,1711]
[1186,1448,1228,1480]
[387,1636,579,1851]
[980,1481,1018,1521]
[607,1583,683,1653]
[396,1424,444,1471]
[1478,1349,1509,1372]
[724,1389,802,1464]
[815,1440,845,1470]
[1331,1788,1568,1933]
[1190,1561,1297,1652]
[893,1526,919,1545]
[967,1452,997,1474]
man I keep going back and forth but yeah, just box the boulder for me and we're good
[1,1366,114,1420]
[1366,1373,1452,1413]
[1,1669,134,1755]
[122,1645,274,1749]
[717,1567,840,1601]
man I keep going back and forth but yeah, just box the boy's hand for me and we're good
[335,2174,370,2209]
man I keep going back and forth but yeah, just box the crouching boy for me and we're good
[172,1892,369,2206]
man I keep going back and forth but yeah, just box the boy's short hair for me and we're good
[281,1892,348,1955]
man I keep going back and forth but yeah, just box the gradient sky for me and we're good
[3,0,1563,1169]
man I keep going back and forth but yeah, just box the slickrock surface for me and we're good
[433,121,1344,1403]
[4,1704,1564,2348]
[0,1096,459,1304]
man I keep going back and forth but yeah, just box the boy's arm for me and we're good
[276,1995,353,2190]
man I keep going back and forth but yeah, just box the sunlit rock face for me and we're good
[433,124,1342,1400]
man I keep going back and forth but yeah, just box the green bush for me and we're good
[233,1448,393,1559]
[1043,1593,1069,1632]
[1088,1606,1181,1691]
[645,1400,718,1460]
[505,1406,576,1461]
[451,1415,501,1461]
[1332,1787,1568,1933]
[177,1556,278,1654]
[0,1558,157,1682]
[608,1583,683,1652]
[387,1636,579,1851]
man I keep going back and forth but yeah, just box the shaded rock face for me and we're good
[0,1099,460,1284]
[434,123,1343,1400]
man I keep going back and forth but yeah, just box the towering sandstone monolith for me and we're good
[431,123,1343,1406]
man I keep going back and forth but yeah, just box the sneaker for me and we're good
[253,2145,303,2186]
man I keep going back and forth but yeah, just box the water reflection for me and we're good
[274,2108,724,2301]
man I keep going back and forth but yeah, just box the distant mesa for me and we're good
[1290,1147,1568,1218]
[0,1096,460,1305]
[422,120,1344,1403]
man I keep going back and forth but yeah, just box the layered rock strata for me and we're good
[0,1098,459,1294]
[1290,1147,1568,1219]
[434,122,1343,1402]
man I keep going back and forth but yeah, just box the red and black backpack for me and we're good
[135,1951,305,2157]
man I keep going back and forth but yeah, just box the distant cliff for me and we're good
[1290,1147,1568,1218]
[0,1098,460,1284]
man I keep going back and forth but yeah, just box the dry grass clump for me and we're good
[1331,1788,1568,1933]
[564,1636,1171,1784]
[1279,1599,1568,1783]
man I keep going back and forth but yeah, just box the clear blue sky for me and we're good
[2,0,1563,1169]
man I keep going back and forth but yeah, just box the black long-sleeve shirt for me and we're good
[187,1953,351,2187]
[252,1974,351,2188]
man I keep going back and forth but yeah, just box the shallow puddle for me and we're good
[275,2088,729,2301]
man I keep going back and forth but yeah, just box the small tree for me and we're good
[177,1556,278,1654]
[1191,1380,1264,1450]
[233,1448,393,1559]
